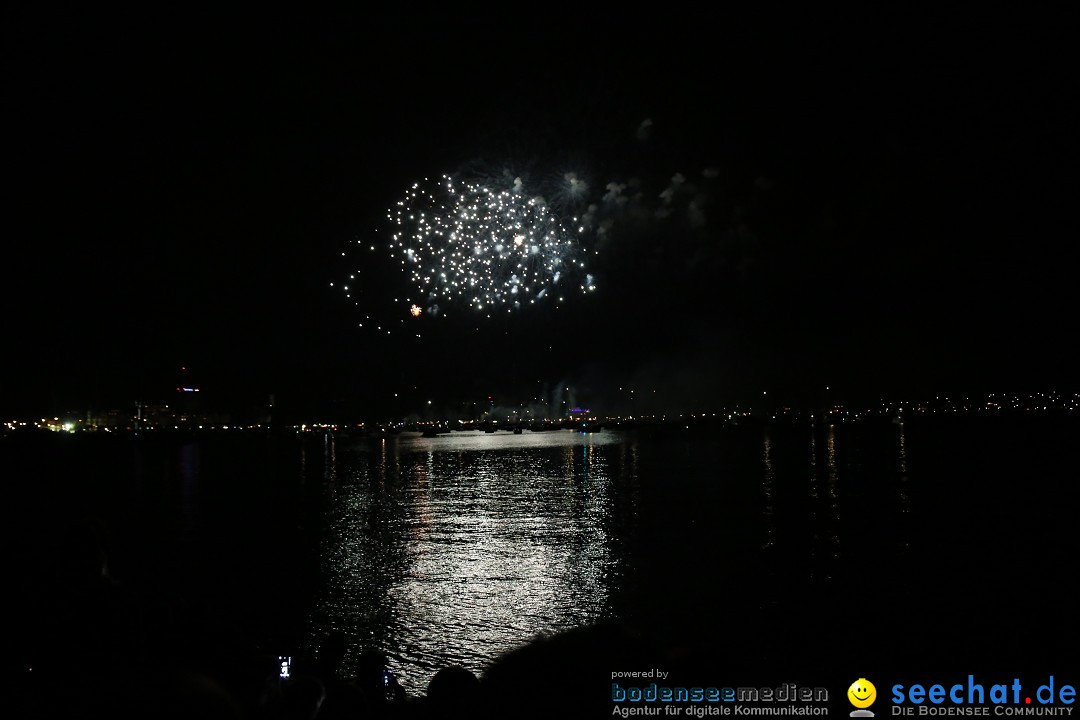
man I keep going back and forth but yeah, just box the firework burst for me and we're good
[386,175,594,314]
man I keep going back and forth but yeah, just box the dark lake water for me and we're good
[9,417,1079,698]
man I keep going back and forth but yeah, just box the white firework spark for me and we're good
[386,175,594,313]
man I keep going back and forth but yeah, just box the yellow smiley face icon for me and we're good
[848,679,876,708]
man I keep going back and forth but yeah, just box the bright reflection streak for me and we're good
[310,432,624,691]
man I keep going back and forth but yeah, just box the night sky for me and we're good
[4,7,1077,419]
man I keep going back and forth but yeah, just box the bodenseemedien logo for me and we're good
[849,679,877,717]
[610,676,829,716]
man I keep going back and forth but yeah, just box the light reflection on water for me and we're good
[824,424,841,569]
[761,432,775,549]
[309,431,627,690]
[303,422,931,691]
